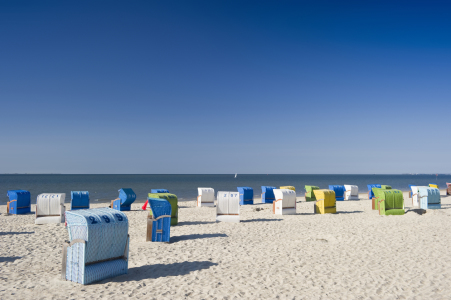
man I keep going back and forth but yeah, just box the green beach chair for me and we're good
[147,193,178,225]
[373,188,404,215]
[380,185,392,190]
[305,186,319,202]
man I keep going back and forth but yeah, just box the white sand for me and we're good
[1,191,451,299]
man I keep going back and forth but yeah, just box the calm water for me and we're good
[1,174,450,205]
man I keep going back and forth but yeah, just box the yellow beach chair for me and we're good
[313,189,337,214]
[280,186,295,191]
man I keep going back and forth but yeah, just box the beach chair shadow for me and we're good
[177,221,216,226]
[170,233,227,243]
[0,256,21,263]
[117,261,218,282]
[241,218,283,223]
[0,231,33,236]
[335,211,364,214]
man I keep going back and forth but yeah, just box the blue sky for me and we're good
[1,1,450,174]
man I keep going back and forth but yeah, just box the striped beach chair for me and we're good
[197,188,215,207]
[418,187,441,209]
[35,193,66,224]
[146,198,171,242]
[344,185,359,200]
[313,189,336,214]
[62,208,129,284]
[6,190,31,214]
[261,186,276,204]
[273,189,296,215]
[373,189,404,215]
[237,187,253,205]
[110,188,136,211]
[71,191,90,210]
[216,191,240,222]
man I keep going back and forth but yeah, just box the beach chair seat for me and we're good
[35,193,66,224]
[418,186,441,209]
[216,191,240,222]
[261,186,276,204]
[305,186,319,202]
[6,190,31,215]
[146,198,171,242]
[429,183,439,189]
[62,208,129,285]
[273,189,296,215]
[147,193,178,225]
[237,187,253,205]
[328,185,345,201]
[373,189,404,215]
[280,186,295,191]
[313,189,336,214]
[344,185,359,200]
[71,191,89,210]
[447,183,451,196]
[111,188,136,211]
[197,188,215,207]
[367,184,381,200]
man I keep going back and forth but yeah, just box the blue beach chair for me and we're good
[146,198,171,242]
[111,188,136,211]
[237,187,254,205]
[71,191,90,210]
[418,187,441,209]
[328,185,345,201]
[7,190,31,214]
[62,208,129,285]
[151,189,169,193]
[261,186,276,204]
[367,184,381,200]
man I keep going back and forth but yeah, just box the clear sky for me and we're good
[1,1,450,174]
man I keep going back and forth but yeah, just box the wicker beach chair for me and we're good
[237,187,253,205]
[261,186,276,204]
[280,186,295,191]
[216,191,240,222]
[418,187,441,209]
[373,189,404,215]
[313,189,336,214]
[410,186,420,207]
[147,193,178,225]
[328,185,345,201]
[110,188,136,211]
[447,183,451,195]
[62,208,129,285]
[273,189,296,215]
[197,188,215,207]
[146,198,171,242]
[367,184,381,200]
[71,191,89,210]
[35,193,66,224]
[305,185,319,202]
[6,190,31,215]
[344,185,359,200]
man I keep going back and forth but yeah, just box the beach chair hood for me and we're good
[151,189,169,193]
[328,185,345,200]
[71,191,90,210]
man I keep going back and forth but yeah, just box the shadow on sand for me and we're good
[170,233,227,243]
[0,232,34,236]
[241,218,282,223]
[0,256,22,263]
[177,221,216,226]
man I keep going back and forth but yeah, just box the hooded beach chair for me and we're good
[261,186,276,204]
[110,188,136,211]
[429,183,439,189]
[35,193,66,224]
[344,185,359,200]
[216,191,240,222]
[447,183,451,195]
[381,185,392,190]
[62,208,129,285]
[313,189,336,214]
[147,192,178,225]
[367,184,381,200]
[280,186,295,191]
[410,186,420,207]
[6,190,31,215]
[417,187,441,209]
[197,188,215,207]
[373,189,404,215]
[408,184,415,198]
[146,198,171,242]
[328,185,345,201]
[273,189,296,215]
[141,189,169,210]
[237,187,253,205]
[305,186,319,202]
[71,191,89,210]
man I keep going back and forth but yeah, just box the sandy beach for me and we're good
[1,191,451,299]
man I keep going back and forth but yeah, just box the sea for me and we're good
[1,174,450,205]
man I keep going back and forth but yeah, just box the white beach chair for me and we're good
[344,185,359,200]
[273,189,296,215]
[35,193,66,225]
[411,186,420,207]
[197,188,215,207]
[216,191,240,223]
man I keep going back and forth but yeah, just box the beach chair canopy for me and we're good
[305,185,319,201]
[146,198,171,242]
[344,185,359,200]
[418,187,441,209]
[63,208,129,284]
[380,185,392,189]
[261,186,276,203]
[71,191,89,210]
[148,198,172,218]
[197,188,215,204]
[367,184,381,199]
[328,185,345,200]
[35,193,66,224]
[280,186,295,191]
[151,189,169,193]
[6,190,31,214]
[274,189,296,208]
[147,193,178,225]
[216,191,240,222]
[373,189,404,215]
[237,187,253,204]
[313,189,336,214]
[119,188,136,206]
